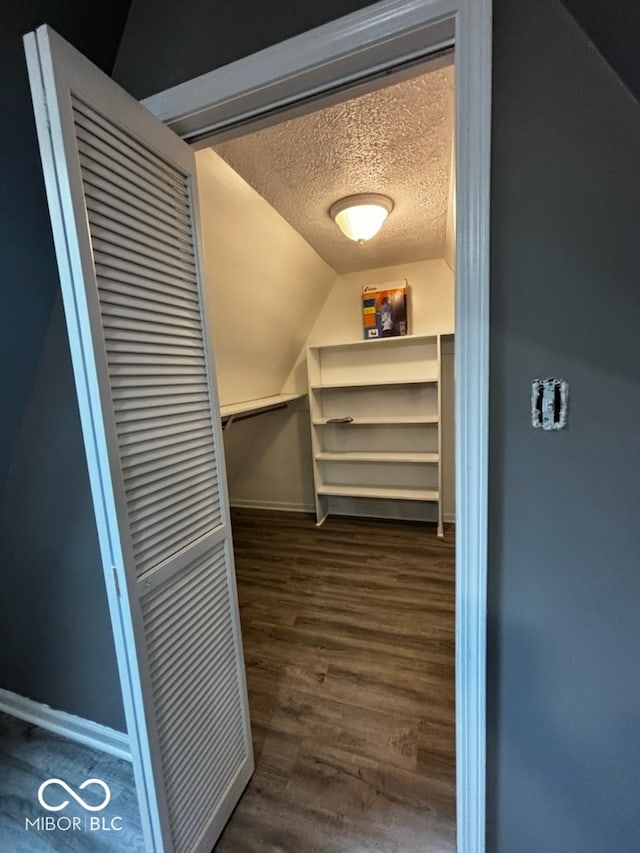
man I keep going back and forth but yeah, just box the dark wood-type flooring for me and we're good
[215,509,456,853]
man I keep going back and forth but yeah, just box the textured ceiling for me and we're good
[213,63,454,274]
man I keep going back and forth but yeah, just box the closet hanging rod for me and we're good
[220,392,307,432]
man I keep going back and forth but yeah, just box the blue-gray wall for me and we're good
[488,0,640,849]
[0,0,132,730]
[114,0,640,849]
[1,0,131,485]
[114,0,377,99]
[561,0,640,101]
[0,299,125,729]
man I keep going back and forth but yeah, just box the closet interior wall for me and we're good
[194,150,456,522]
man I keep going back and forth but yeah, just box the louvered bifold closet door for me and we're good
[24,25,253,853]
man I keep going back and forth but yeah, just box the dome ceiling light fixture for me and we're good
[329,193,394,244]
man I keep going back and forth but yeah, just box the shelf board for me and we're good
[310,377,437,390]
[308,333,446,352]
[316,451,438,464]
[313,415,438,426]
[317,484,439,502]
[219,393,305,418]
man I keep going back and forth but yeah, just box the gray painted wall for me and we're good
[0,0,132,730]
[0,299,125,730]
[114,0,376,99]
[489,0,640,849]
[1,0,132,486]
[114,0,640,847]
[560,0,640,101]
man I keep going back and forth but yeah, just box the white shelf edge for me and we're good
[312,415,439,425]
[310,377,437,390]
[316,451,439,464]
[219,392,305,418]
[317,484,439,501]
[308,332,451,352]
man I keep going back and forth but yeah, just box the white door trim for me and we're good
[142,1,491,849]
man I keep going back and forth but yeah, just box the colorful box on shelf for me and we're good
[362,280,409,340]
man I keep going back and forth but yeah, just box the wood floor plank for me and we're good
[215,509,456,852]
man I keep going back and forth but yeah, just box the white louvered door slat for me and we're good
[24,25,253,853]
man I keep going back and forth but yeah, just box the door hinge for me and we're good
[112,567,121,597]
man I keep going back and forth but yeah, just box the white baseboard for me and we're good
[229,498,457,526]
[229,497,315,513]
[0,687,131,762]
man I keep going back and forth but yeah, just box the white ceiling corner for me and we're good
[213,62,454,274]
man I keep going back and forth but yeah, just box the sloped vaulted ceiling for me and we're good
[213,60,455,274]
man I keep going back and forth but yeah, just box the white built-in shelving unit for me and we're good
[307,334,447,534]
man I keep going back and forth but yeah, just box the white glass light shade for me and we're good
[330,194,394,243]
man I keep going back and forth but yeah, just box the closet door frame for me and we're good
[142,2,492,851]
